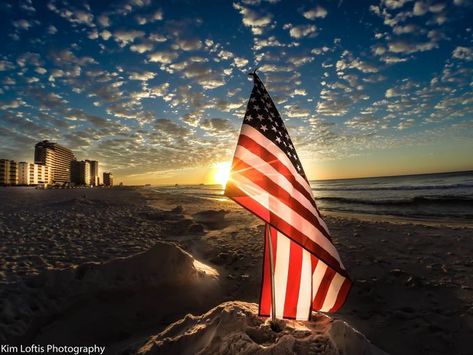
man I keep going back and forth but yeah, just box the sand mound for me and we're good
[0,242,220,344]
[192,209,229,230]
[135,301,386,355]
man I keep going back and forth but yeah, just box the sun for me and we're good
[212,162,231,187]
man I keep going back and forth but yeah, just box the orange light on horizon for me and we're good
[211,161,231,187]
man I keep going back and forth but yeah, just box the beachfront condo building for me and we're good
[1,159,11,185]
[103,172,113,187]
[18,162,52,185]
[9,160,18,185]
[34,140,76,183]
[18,162,30,185]
[71,160,91,186]
[86,160,99,186]
[0,159,19,185]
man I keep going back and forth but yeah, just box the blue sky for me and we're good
[0,0,472,184]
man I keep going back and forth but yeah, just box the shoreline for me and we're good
[322,210,473,229]
[144,186,473,229]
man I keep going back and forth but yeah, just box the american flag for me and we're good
[225,73,351,320]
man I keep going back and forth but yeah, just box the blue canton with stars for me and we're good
[244,74,307,179]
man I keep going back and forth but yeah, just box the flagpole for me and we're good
[266,224,277,323]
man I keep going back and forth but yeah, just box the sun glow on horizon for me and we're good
[212,162,231,187]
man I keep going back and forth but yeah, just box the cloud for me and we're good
[336,57,379,73]
[12,19,33,30]
[0,60,14,71]
[285,24,317,38]
[48,3,95,27]
[381,55,408,63]
[1,98,25,109]
[413,1,429,16]
[135,9,163,25]
[72,10,94,26]
[35,67,47,75]
[303,6,327,20]
[149,33,168,42]
[100,30,112,40]
[47,25,57,34]
[175,38,202,51]
[233,57,249,68]
[16,52,43,67]
[154,118,191,137]
[178,62,225,89]
[97,15,110,27]
[128,71,156,81]
[200,118,235,134]
[345,115,379,131]
[385,88,398,97]
[284,104,310,117]
[383,0,411,10]
[130,42,154,53]
[397,118,415,129]
[233,3,273,33]
[453,0,473,6]
[388,39,437,54]
[50,49,96,66]
[148,50,179,64]
[113,29,145,47]
[393,24,417,34]
[429,3,446,12]
[452,46,473,61]
[28,89,67,109]
[252,35,284,50]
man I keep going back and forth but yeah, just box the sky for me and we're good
[0,0,472,185]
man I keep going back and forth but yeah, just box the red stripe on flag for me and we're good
[283,240,303,318]
[259,225,279,317]
[312,267,336,310]
[259,227,272,317]
[329,278,352,312]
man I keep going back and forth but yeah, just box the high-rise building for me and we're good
[18,162,52,185]
[86,160,99,186]
[35,140,76,183]
[0,159,19,185]
[0,159,10,185]
[103,172,113,187]
[29,163,38,185]
[37,164,52,184]
[9,161,18,185]
[18,162,30,185]
[71,160,91,185]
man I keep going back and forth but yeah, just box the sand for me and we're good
[134,301,386,355]
[0,186,472,354]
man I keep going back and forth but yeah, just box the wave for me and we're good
[315,195,473,206]
[311,183,473,192]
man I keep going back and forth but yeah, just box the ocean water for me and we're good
[152,171,473,220]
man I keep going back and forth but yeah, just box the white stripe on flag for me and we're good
[296,247,312,320]
[274,232,290,318]
[312,260,328,304]
[320,273,346,312]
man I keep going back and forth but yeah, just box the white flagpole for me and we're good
[266,224,276,322]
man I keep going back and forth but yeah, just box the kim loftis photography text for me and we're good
[0,344,105,355]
